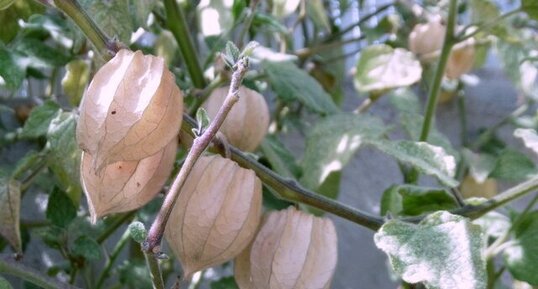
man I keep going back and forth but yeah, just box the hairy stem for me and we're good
[143,249,165,289]
[95,229,131,289]
[144,59,249,253]
[0,255,82,289]
[163,0,206,89]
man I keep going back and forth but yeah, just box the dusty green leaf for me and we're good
[374,211,487,289]
[368,140,458,187]
[79,0,133,44]
[462,149,496,183]
[211,277,239,289]
[260,136,301,178]
[0,276,13,289]
[46,187,77,229]
[263,60,340,114]
[20,101,61,139]
[354,44,422,93]
[71,235,101,260]
[504,211,538,285]
[380,185,458,217]
[306,0,330,31]
[400,112,458,160]
[14,37,71,68]
[389,88,421,114]
[522,0,538,21]
[119,260,153,289]
[62,59,90,107]
[515,128,538,156]
[46,112,82,204]
[489,149,536,181]
[0,46,24,90]
[473,212,510,239]
[0,176,21,253]
[301,114,386,192]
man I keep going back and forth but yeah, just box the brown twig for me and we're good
[144,59,250,254]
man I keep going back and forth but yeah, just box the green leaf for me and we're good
[473,211,510,239]
[368,140,458,187]
[210,276,239,289]
[71,235,101,260]
[522,0,538,21]
[252,13,288,34]
[119,260,153,289]
[0,276,14,289]
[20,101,61,139]
[306,0,330,31]
[14,37,71,68]
[128,0,155,29]
[79,0,133,44]
[400,112,458,160]
[374,211,487,289]
[300,114,386,192]
[0,176,21,253]
[0,45,25,89]
[225,41,240,63]
[389,88,421,115]
[0,0,44,43]
[0,0,14,10]
[194,107,211,136]
[354,44,422,93]
[504,211,538,285]
[469,0,507,38]
[263,60,340,114]
[46,187,77,229]
[462,149,496,183]
[46,112,82,204]
[489,149,536,181]
[62,59,90,107]
[260,136,301,178]
[232,0,247,21]
[380,185,458,217]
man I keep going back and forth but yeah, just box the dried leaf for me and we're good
[0,177,21,253]
[235,207,337,289]
[165,155,262,279]
[77,49,183,171]
[81,137,177,223]
[203,86,270,152]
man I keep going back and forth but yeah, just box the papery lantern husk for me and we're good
[77,49,183,171]
[165,155,262,279]
[460,174,497,199]
[445,40,476,79]
[234,206,338,289]
[81,137,178,223]
[409,19,446,57]
[203,86,270,152]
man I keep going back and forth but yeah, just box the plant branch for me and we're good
[457,8,522,42]
[163,0,206,89]
[51,0,119,60]
[143,249,165,289]
[237,0,260,48]
[95,229,131,289]
[0,255,82,289]
[144,59,250,254]
[96,211,135,244]
[295,35,365,59]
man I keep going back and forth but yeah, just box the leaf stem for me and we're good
[51,0,119,60]
[96,211,135,244]
[144,59,249,254]
[95,228,131,289]
[143,248,165,289]
[0,255,82,289]
[408,0,458,184]
[163,0,206,89]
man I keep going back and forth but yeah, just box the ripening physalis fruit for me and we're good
[409,19,446,58]
[165,155,262,279]
[81,137,178,223]
[460,174,497,199]
[77,49,183,171]
[234,206,338,289]
[203,86,270,152]
[445,39,476,79]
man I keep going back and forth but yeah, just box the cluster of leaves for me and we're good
[0,0,538,289]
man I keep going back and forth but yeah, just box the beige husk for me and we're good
[165,155,262,279]
[203,86,270,152]
[81,137,177,223]
[235,206,338,289]
[77,49,183,172]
